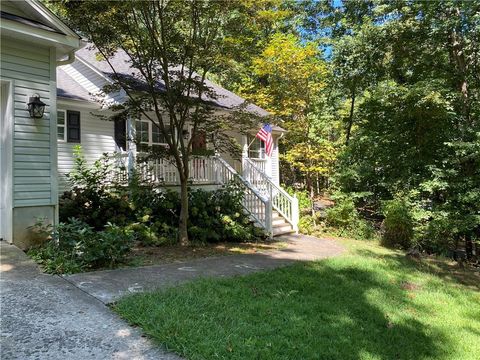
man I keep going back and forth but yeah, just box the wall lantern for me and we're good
[27,94,46,119]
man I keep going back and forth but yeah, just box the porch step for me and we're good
[272,221,294,237]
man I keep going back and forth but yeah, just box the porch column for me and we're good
[241,134,248,178]
[126,115,136,179]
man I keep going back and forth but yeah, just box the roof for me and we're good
[75,45,270,117]
[57,68,93,102]
[0,11,62,34]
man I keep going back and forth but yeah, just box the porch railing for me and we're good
[111,153,273,235]
[215,157,272,235]
[243,157,299,232]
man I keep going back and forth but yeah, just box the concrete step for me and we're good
[272,217,286,226]
[272,223,294,236]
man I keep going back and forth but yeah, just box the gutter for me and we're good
[56,50,76,66]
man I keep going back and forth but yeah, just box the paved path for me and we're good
[64,234,344,304]
[0,234,343,359]
[0,241,181,360]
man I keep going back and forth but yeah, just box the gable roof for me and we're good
[0,0,81,58]
[74,45,270,117]
[57,68,92,102]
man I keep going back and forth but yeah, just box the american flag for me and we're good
[255,123,273,157]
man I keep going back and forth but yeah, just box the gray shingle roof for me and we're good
[57,68,92,101]
[75,45,270,117]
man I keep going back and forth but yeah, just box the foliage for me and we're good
[28,218,134,274]
[52,0,259,245]
[59,147,132,229]
[381,198,414,249]
[284,186,311,212]
[115,239,480,360]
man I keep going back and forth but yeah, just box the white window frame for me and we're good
[57,109,67,142]
[136,119,170,147]
[247,135,266,160]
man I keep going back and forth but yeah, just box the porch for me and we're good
[114,153,299,237]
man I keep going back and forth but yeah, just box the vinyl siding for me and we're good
[57,105,117,192]
[1,39,55,207]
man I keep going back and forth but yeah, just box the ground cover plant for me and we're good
[29,150,267,274]
[115,238,480,360]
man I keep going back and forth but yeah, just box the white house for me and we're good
[0,0,82,249]
[56,47,299,237]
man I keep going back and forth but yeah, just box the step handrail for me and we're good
[215,156,273,236]
[243,157,299,232]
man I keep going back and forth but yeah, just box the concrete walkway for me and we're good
[0,241,181,360]
[0,234,343,359]
[64,234,344,304]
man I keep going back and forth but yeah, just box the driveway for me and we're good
[0,241,181,360]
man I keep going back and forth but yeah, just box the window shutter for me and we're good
[67,110,81,143]
[114,118,126,151]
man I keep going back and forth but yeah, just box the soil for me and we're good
[123,240,288,268]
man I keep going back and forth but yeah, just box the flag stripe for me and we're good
[255,124,273,157]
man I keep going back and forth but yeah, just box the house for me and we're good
[0,0,82,249]
[56,46,299,237]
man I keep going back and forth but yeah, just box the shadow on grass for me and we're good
[354,248,480,291]
[116,257,459,360]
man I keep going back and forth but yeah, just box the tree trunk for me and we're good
[178,177,189,246]
[345,87,356,145]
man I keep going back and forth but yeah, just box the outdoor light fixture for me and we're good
[27,94,46,119]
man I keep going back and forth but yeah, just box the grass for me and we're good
[114,238,480,360]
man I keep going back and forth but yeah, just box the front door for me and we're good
[191,130,207,153]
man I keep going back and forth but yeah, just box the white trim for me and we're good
[56,109,67,142]
[0,80,14,242]
[0,19,81,54]
[135,119,169,147]
[28,0,81,40]
[49,48,59,222]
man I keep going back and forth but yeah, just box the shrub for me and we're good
[284,186,312,212]
[29,218,134,274]
[326,197,359,228]
[60,147,132,229]
[188,182,263,243]
[381,199,414,249]
[298,215,316,235]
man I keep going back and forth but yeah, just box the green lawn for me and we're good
[114,239,480,360]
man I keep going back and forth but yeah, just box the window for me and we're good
[136,120,169,150]
[57,110,66,141]
[135,120,149,143]
[248,135,266,159]
[152,123,169,145]
[67,110,81,143]
[58,110,81,143]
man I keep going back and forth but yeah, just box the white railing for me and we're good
[215,157,272,235]
[243,158,299,232]
[250,158,267,174]
[134,155,218,185]
[110,153,300,236]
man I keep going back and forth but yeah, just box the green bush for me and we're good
[326,197,358,228]
[298,215,316,235]
[381,199,414,249]
[188,182,263,243]
[284,186,312,212]
[29,218,134,274]
[60,147,132,229]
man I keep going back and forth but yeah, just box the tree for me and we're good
[55,0,255,245]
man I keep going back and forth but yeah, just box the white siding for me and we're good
[57,105,116,192]
[0,39,55,207]
[60,59,124,105]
